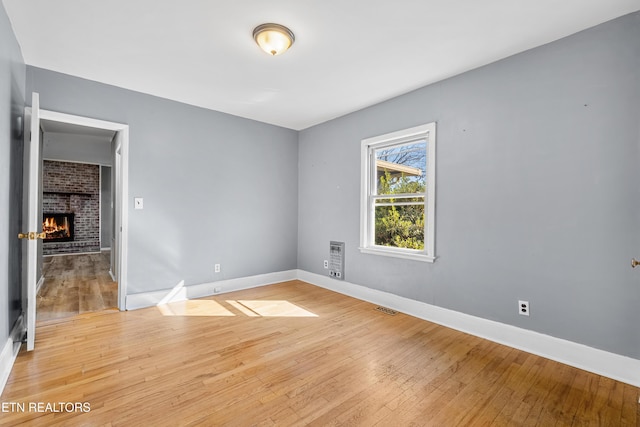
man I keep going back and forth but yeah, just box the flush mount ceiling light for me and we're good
[253,23,295,56]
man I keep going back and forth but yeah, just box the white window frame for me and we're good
[359,122,436,262]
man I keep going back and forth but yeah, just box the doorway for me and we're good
[26,107,129,323]
[38,119,118,320]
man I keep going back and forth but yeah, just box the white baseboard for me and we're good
[296,270,640,388]
[0,315,25,396]
[126,270,298,310]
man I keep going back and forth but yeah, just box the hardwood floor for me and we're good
[38,252,118,322]
[3,280,638,426]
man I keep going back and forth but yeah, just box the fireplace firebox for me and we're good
[42,213,75,242]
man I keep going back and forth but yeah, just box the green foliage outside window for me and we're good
[374,172,425,250]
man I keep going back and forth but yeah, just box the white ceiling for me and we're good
[3,0,638,130]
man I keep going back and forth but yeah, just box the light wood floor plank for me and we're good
[2,280,638,426]
[38,252,117,322]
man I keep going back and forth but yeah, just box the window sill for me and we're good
[358,246,435,263]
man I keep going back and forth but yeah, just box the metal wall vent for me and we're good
[375,306,398,316]
[329,241,345,280]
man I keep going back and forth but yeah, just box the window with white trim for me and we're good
[360,122,436,262]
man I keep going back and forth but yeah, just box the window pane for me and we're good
[374,204,425,250]
[375,141,426,196]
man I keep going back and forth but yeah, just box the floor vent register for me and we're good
[375,306,398,316]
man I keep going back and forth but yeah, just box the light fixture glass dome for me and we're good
[253,23,295,56]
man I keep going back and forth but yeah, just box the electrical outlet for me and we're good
[518,300,530,316]
[323,260,329,269]
[215,264,221,273]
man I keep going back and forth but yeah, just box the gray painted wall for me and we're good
[26,67,299,295]
[0,3,25,345]
[298,12,640,358]
[43,133,112,166]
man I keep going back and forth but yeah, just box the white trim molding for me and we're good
[0,315,25,396]
[126,270,298,310]
[296,270,640,387]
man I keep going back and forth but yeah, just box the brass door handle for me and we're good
[632,258,640,268]
[18,232,46,240]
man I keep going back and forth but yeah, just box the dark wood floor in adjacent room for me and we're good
[3,280,638,426]
[37,251,118,321]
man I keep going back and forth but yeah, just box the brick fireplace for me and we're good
[42,160,100,255]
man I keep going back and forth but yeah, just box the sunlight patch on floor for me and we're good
[226,300,260,317]
[157,299,318,317]
[234,300,318,317]
[157,300,235,317]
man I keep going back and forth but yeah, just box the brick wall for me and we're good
[42,160,100,255]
